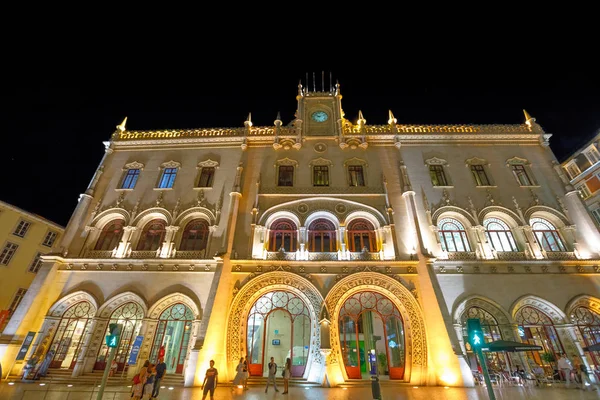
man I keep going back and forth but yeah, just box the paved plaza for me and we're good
[2,382,600,400]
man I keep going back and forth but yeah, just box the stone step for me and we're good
[245,377,321,387]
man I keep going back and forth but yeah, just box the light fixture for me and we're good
[39,383,46,386]
[413,386,419,389]
[8,382,15,386]
[444,386,449,389]
[161,386,166,389]
[168,387,174,390]
[127,385,132,388]
[342,387,347,390]
[237,385,243,388]
[67,384,73,387]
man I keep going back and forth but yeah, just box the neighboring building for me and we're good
[560,131,600,227]
[3,78,600,389]
[0,201,64,331]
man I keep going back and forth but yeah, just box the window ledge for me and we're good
[115,188,134,192]
[432,186,454,189]
[475,185,498,188]
[193,187,213,190]
[153,187,174,191]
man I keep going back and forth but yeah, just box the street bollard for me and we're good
[371,375,382,399]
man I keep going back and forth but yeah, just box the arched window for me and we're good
[149,303,194,374]
[461,307,507,372]
[308,219,337,252]
[136,219,166,251]
[484,217,517,252]
[94,219,124,251]
[347,219,376,252]
[180,219,209,251]
[437,218,471,252]
[268,219,297,252]
[515,306,564,373]
[571,306,600,372]
[47,301,95,369]
[530,217,566,252]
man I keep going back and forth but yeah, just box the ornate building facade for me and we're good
[3,79,600,388]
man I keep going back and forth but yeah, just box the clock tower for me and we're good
[295,72,343,138]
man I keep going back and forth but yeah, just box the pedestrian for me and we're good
[143,364,156,400]
[242,356,249,390]
[557,353,573,387]
[232,357,245,389]
[282,357,291,394]
[201,359,218,400]
[109,358,118,377]
[265,356,279,393]
[151,357,167,399]
[137,360,150,398]
[573,356,596,390]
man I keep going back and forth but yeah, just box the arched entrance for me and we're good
[247,291,311,377]
[48,301,95,369]
[94,302,144,371]
[339,291,405,379]
[149,303,194,374]
[571,306,600,372]
[515,306,564,373]
[227,272,323,380]
[326,273,426,384]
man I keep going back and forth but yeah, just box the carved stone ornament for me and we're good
[197,159,220,168]
[314,143,327,153]
[425,157,448,166]
[124,161,145,170]
[505,156,530,166]
[160,160,181,169]
[465,157,487,166]
[297,203,309,214]
[335,204,347,214]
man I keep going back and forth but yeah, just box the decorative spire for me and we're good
[116,117,128,132]
[298,80,303,97]
[335,80,341,96]
[523,109,536,127]
[244,113,252,127]
[274,112,282,126]
[388,110,397,125]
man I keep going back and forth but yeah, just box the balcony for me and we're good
[128,250,159,259]
[447,251,477,260]
[308,252,339,261]
[495,251,527,261]
[545,251,578,260]
[349,251,381,261]
[173,250,208,259]
[84,250,114,259]
[266,251,297,261]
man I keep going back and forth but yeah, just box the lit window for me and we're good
[576,183,592,199]
[278,165,294,187]
[470,165,491,186]
[198,167,215,188]
[484,218,517,252]
[437,218,471,252]
[158,168,178,189]
[566,163,581,180]
[180,219,209,251]
[0,242,19,265]
[268,219,298,252]
[530,217,566,252]
[13,220,31,238]
[29,252,44,273]
[429,165,448,186]
[348,165,365,187]
[42,231,58,247]
[308,219,337,252]
[120,169,140,189]
[313,166,329,187]
[347,219,376,252]
[591,208,600,225]
[136,219,166,251]
[585,146,600,164]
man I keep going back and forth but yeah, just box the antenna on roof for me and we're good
[305,72,308,91]
[329,71,333,92]
[321,71,324,92]
[313,72,316,92]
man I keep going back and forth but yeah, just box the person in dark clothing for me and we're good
[152,357,167,399]
[202,360,218,400]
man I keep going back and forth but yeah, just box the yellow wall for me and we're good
[0,202,63,330]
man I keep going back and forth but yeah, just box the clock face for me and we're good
[311,111,329,123]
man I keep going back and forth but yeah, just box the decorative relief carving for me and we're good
[297,203,309,214]
[314,143,327,153]
[335,204,347,214]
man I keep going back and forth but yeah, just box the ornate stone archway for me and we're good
[325,272,426,383]
[226,272,324,376]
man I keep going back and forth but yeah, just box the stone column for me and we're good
[339,226,347,259]
[73,318,104,376]
[520,226,543,259]
[115,226,137,258]
[160,226,179,258]
[564,190,600,258]
[299,227,307,260]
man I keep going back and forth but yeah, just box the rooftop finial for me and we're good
[357,110,366,125]
[298,80,303,96]
[245,113,252,127]
[117,117,128,132]
[523,109,536,127]
[388,110,397,125]
[274,111,282,126]
[313,72,316,92]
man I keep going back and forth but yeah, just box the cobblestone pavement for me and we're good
[2,382,600,400]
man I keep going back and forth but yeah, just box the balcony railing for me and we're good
[84,250,114,259]
[349,252,381,261]
[173,250,207,259]
[308,252,339,261]
[266,251,297,261]
[495,251,527,261]
[128,250,159,259]
[545,251,578,260]
[447,251,477,260]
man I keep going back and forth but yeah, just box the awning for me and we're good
[583,342,600,352]
[481,340,543,352]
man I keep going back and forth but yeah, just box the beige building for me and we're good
[0,201,63,331]
[2,79,600,388]
[560,131,600,227]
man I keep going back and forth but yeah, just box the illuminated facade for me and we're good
[0,201,63,332]
[3,79,600,388]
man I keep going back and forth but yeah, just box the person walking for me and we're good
[151,357,167,399]
[242,356,249,390]
[201,359,218,400]
[573,356,596,390]
[142,364,156,400]
[265,357,279,393]
[232,357,245,389]
[282,357,291,394]
[557,353,573,388]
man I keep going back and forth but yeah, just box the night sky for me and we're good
[1,67,599,227]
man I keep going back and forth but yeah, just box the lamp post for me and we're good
[467,318,496,400]
[96,323,122,400]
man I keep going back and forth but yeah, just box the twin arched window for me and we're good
[136,219,167,251]
[180,219,209,251]
[308,219,337,252]
[484,217,517,252]
[268,219,298,252]
[95,220,124,251]
[437,218,471,252]
[347,219,376,252]
[530,217,566,252]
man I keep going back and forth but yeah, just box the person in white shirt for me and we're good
[265,357,279,393]
[557,353,572,387]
